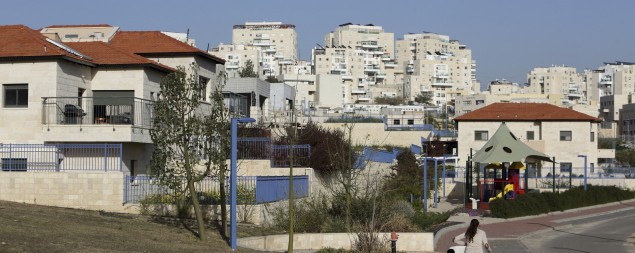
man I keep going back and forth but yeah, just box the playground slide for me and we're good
[488,184,514,202]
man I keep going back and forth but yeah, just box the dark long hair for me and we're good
[465,219,479,243]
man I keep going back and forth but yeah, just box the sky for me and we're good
[2,0,635,90]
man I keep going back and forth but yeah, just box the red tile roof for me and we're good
[65,42,174,72]
[109,31,225,63]
[454,102,601,122]
[45,24,113,28]
[0,25,92,63]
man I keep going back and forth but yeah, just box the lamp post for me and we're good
[230,117,255,251]
[578,155,588,191]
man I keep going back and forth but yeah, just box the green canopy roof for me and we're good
[473,123,552,164]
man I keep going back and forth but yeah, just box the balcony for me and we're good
[252,39,270,46]
[566,91,583,98]
[364,66,380,73]
[42,97,155,143]
[381,55,391,61]
[376,73,386,79]
[342,75,353,80]
[600,77,613,85]
[434,72,449,78]
[361,41,378,49]
[263,47,277,53]
[351,89,367,94]
[226,62,240,69]
[279,59,294,65]
[384,61,397,68]
[432,82,453,88]
[356,95,372,102]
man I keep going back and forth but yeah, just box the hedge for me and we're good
[490,185,635,218]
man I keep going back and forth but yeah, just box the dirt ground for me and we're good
[0,201,272,253]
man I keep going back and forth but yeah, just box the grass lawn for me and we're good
[0,200,274,253]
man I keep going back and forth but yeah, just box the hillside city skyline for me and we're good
[2,0,635,89]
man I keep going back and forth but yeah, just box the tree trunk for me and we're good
[188,178,207,241]
[219,175,227,237]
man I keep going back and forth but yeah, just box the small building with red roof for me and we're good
[0,24,225,179]
[454,102,614,176]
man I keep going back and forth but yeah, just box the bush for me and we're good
[410,210,451,231]
[490,185,635,218]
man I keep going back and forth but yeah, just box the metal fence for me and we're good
[42,97,154,128]
[124,175,309,204]
[271,144,311,168]
[0,143,122,172]
[237,137,271,159]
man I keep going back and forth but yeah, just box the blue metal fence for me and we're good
[237,137,271,159]
[256,176,309,203]
[0,143,122,172]
[124,175,309,204]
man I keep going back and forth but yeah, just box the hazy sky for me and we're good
[2,0,634,89]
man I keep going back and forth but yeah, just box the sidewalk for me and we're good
[435,199,635,252]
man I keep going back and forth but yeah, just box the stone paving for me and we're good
[435,199,635,252]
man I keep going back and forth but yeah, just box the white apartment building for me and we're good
[313,23,400,106]
[209,43,261,78]
[525,66,587,107]
[586,62,635,138]
[225,22,298,78]
[0,24,224,176]
[396,32,478,105]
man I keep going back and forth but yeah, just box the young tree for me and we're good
[238,59,258,78]
[206,71,231,236]
[414,92,433,105]
[150,64,219,241]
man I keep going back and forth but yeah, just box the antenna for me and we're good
[186,28,190,40]
[206,43,210,52]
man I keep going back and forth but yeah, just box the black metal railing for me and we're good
[42,97,154,128]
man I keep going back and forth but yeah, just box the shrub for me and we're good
[317,248,350,253]
[490,185,635,218]
[410,210,451,231]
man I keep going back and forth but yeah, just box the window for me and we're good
[393,119,400,125]
[1,158,27,171]
[590,132,595,142]
[3,84,28,108]
[527,131,535,140]
[407,119,414,125]
[64,34,78,39]
[560,131,572,141]
[475,131,488,141]
[560,162,572,173]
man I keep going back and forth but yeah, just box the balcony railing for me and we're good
[42,97,154,128]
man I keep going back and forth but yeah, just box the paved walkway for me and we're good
[435,199,635,252]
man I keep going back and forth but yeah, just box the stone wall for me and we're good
[239,232,434,252]
[0,171,131,213]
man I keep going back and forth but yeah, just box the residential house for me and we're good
[454,103,613,176]
[0,24,224,176]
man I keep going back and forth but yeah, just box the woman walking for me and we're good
[453,219,492,253]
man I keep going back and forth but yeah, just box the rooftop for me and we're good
[454,102,601,122]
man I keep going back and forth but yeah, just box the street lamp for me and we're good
[578,154,588,191]
[230,117,255,251]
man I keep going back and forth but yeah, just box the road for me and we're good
[521,208,635,253]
